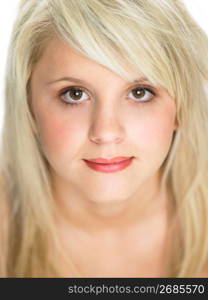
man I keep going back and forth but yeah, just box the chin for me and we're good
[85,189,132,205]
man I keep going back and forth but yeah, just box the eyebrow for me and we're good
[46,76,151,86]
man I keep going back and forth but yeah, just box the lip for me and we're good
[83,157,134,173]
[85,157,133,164]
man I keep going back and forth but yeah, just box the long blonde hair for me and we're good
[1,0,208,277]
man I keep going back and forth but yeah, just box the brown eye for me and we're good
[62,87,90,104]
[128,87,155,102]
[69,88,83,100]
[132,88,145,98]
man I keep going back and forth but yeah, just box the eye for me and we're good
[127,86,155,103]
[59,85,156,106]
[60,87,90,105]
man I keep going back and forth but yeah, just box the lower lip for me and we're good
[83,157,134,173]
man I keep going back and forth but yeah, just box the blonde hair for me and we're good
[1,0,208,277]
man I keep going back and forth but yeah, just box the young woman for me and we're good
[0,0,208,277]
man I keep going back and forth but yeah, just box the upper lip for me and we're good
[84,156,133,164]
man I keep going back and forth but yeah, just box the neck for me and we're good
[52,173,172,234]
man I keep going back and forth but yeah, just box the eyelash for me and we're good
[58,85,157,107]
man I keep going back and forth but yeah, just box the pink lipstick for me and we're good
[83,157,134,173]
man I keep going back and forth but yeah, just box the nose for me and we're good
[88,102,125,145]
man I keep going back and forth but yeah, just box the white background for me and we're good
[0,0,208,132]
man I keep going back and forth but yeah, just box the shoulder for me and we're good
[195,266,208,277]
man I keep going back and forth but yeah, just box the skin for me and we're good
[30,37,178,276]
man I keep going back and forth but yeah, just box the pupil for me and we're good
[133,88,145,98]
[70,88,82,100]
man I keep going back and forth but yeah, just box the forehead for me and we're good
[34,37,95,74]
[31,36,141,84]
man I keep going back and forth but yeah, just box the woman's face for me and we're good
[30,37,177,204]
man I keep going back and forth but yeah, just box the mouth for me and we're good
[83,157,134,173]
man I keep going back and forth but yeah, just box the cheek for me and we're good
[35,110,84,160]
[128,107,176,154]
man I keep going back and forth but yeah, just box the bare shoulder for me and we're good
[198,271,208,277]
[195,266,208,277]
